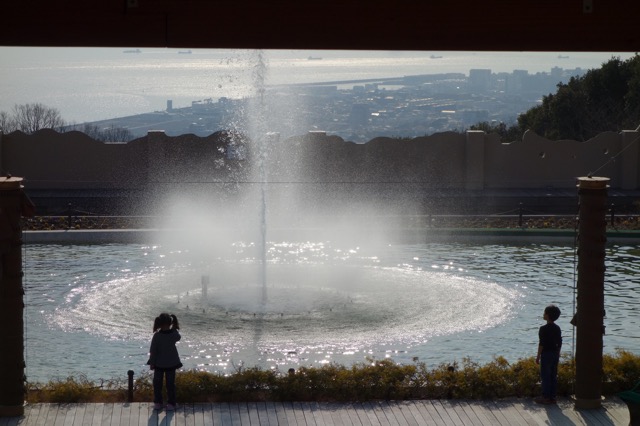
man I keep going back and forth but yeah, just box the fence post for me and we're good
[610,203,615,227]
[518,202,523,227]
[67,203,73,229]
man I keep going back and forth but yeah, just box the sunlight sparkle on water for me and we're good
[24,242,640,382]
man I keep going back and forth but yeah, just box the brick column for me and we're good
[0,176,34,417]
[574,176,609,410]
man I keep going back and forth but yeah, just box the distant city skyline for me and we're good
[0,48,635,124]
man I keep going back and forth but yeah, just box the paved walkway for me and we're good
[0,398,631,426]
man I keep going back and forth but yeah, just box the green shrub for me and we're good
[26,375,123,403]
[25,351,640,403]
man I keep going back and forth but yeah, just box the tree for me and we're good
[0,111,16,133]
[469,121,523,142]
[517,54,640,141]
[8,103,65,133]
[471,54,640,141]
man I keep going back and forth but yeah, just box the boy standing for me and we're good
[535,304,562,404]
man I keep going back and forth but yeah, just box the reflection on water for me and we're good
[23,242,640,382]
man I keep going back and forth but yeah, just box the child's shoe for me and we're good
[153,403,163,410]
[166,404,176,411]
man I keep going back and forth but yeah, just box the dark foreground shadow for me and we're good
[148,409,174,426]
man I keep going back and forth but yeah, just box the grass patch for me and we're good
[25,350,640,403]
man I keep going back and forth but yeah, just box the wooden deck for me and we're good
[0,398,631,426]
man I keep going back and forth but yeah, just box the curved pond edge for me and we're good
[22,228,640,245]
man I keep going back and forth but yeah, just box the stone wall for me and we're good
[0,128,638,214]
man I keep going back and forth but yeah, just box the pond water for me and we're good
[23,240,640,383]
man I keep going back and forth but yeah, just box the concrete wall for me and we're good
[0,128,638,193]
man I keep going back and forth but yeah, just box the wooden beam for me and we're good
[1,0,639,51]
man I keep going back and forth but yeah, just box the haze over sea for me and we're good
[0,47,634,125]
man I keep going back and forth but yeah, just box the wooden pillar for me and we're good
[0,177,34,417]
[574,176,608,410]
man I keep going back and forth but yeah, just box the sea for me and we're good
[0,47,635,125]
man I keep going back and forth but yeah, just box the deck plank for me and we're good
[315,401,330,426]
[79,403,94,426]
[605,398,631,425]
[395,401,424,426]
[112,403,124,426]
[542,401,586,425]
[184,403,197,426]
[275,402,296,426]
[311,402,328,426]
[280,402,298,426]
[295,402,314,426]
[375,402,398,426]
[100,404,113,426]
[199,404,213,426]
[222,402,236,426]
[403,401,430,426]
[245,402,260,426]
[509,400,547,426]
[431,400,461,426]
[265,402,282,426]
[229,403,246,426]
[291,402,309,426]
[442,400,473,426]
[253,402,270,426]
[52,404,67,426]
[337,402,356,426]
[332,402,349,426]
[43,404,58,426]
[225,403,240,426]
[69,404,85,426]
[359,402,382,426]
[2,399,632,425]
[414,400,446,426]
[491,400,527,426]
[210,402,225,426]
[137,404,149,426]
[191,404,204,426]
[349,402,373,426]
[466,401,503,426]
[22,404,41,426]
[455,401,483,425]
[90,403,104,426]
[120,404,133,426]
[343,403,363,426]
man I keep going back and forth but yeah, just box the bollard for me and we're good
[127,370,134,403]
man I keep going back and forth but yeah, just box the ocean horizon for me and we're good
[0,47,634,124]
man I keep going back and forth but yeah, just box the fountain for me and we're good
[23,52,640,382]
[30,51,523,377]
